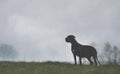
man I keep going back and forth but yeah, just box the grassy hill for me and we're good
[0,61,120,74]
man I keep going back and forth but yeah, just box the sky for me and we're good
[0,0,120,63]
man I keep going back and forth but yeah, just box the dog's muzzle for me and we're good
[65,37,69,42]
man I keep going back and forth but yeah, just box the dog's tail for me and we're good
[96,56,101,65]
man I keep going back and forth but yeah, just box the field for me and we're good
[0,61,120,74]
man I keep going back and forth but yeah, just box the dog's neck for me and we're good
[70,39,82,46]
[70,39,82,51]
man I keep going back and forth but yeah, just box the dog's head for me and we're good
[65,35,75,43]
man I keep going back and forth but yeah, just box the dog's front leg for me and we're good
[79,57,82,65]
[73,54,77,65]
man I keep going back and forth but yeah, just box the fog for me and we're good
[0,0,120,63]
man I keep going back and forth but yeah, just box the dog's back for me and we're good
[74,45,97,58]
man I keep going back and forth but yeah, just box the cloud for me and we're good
[0,0,120,62]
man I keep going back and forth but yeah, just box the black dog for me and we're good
[65,35,100,65]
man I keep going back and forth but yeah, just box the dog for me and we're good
[65,35,101,65]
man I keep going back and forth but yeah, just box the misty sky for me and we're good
[0,0,120,63]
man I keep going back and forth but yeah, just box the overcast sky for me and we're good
[0,0,120,63]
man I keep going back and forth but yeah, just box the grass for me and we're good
[0,61,120,74]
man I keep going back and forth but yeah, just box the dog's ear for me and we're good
[68,35,75,39]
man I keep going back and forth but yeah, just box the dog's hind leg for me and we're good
[87,57,93,66]
[93,56,97,66]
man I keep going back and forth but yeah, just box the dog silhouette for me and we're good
[65,35,101,65]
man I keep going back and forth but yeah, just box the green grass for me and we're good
[0,61,120,74]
